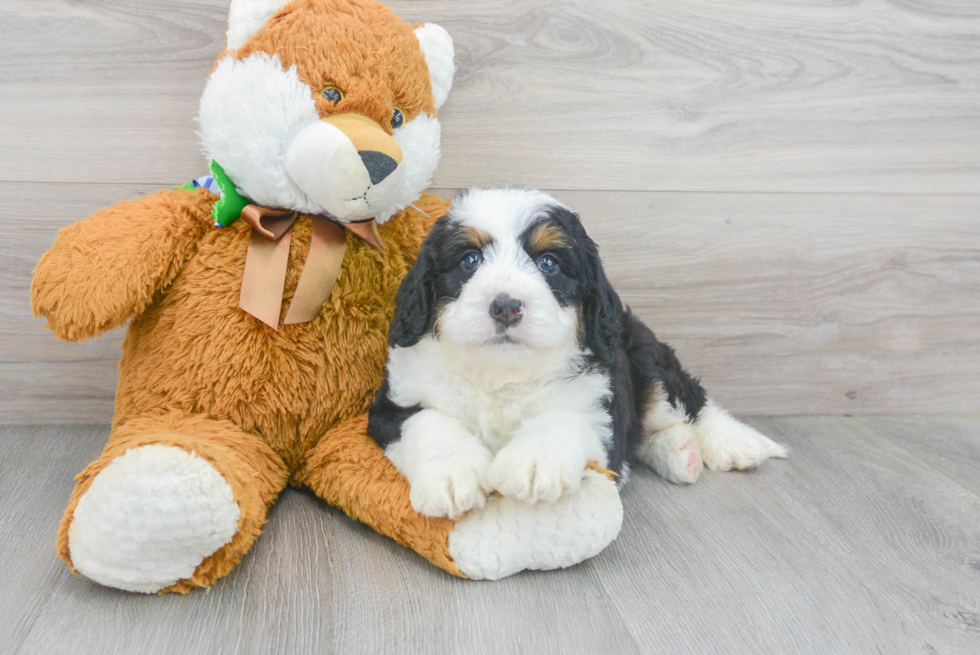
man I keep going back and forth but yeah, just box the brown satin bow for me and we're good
[238,205,384,330]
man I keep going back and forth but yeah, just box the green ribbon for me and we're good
[175,160,250,227]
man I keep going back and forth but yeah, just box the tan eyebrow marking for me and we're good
[460,226,493,249]
[525,221,568,253]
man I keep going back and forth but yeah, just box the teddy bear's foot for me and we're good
[447,467,623,580]
[68,444,241,593]
[60,412,289,593]
[301,415,623,581]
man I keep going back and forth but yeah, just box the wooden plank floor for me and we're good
[2,416,979,654]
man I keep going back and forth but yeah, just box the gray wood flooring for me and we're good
[2,3,978,651]
[2,416,979,654]
[2,0,978,420]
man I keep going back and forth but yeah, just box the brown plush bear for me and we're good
[31,0,623,594]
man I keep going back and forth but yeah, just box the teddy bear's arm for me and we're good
[31,188,214,342]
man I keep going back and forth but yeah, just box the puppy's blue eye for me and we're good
[537,255,558,274]
[461,251,482,271]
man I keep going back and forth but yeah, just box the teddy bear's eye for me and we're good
[321,86,344,105]
[391,107,405,130]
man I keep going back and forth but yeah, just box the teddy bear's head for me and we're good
[198,0,454,224]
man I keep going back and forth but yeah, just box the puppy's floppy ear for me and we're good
[574,217,623,364]
[388,236,440,348]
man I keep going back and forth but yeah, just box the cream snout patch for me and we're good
[284,114,406,222]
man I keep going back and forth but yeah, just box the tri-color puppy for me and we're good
[369,188,787,519]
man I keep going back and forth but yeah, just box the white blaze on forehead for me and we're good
[450,188,568,244]
[437,188,578,352]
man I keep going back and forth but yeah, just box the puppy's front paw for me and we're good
[408,449,493,520]
[487,442,586,504]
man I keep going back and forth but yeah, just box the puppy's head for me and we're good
[389,188,622,363]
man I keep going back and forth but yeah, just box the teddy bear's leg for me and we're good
[59,412,288,594]
[297,415,462,575]
[298,415,623,580]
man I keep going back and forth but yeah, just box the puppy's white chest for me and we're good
[386,339,608,453]
[454,379,551,451]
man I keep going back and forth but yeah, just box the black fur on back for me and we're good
[533,207,708,473]
[368,378,422,451]
[621,308,707,426]
[583,308,708,475]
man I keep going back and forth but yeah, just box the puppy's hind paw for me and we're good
[697,401,788,472]
[636,424,703,485]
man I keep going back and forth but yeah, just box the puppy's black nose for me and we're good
[490,293,523,328]
[358,150,398,185]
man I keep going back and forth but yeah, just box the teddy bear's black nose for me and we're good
[359,150,398,185]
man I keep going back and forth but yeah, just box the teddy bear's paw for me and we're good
[448,468,623,580]
[68,445,241,593]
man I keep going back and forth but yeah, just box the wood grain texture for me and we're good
[4,182,977,420]
[0,0,222,186]
[0,0,977,192]
[0,183,154,423]
[3,2,979,652]
[856,414,980,497]
[1,0,978,420]
[2,418,979,654]
[598,414,980,654]
[560,189,980,415]
[0,425,105,652]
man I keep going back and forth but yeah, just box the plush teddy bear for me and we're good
[31,0,623,593]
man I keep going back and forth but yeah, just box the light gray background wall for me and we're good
[2,0,978,422]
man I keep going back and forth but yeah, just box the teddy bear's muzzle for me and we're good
[284,113,406,223]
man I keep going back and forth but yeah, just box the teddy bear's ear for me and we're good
[414,23,455,110]
[226,0,291,51]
